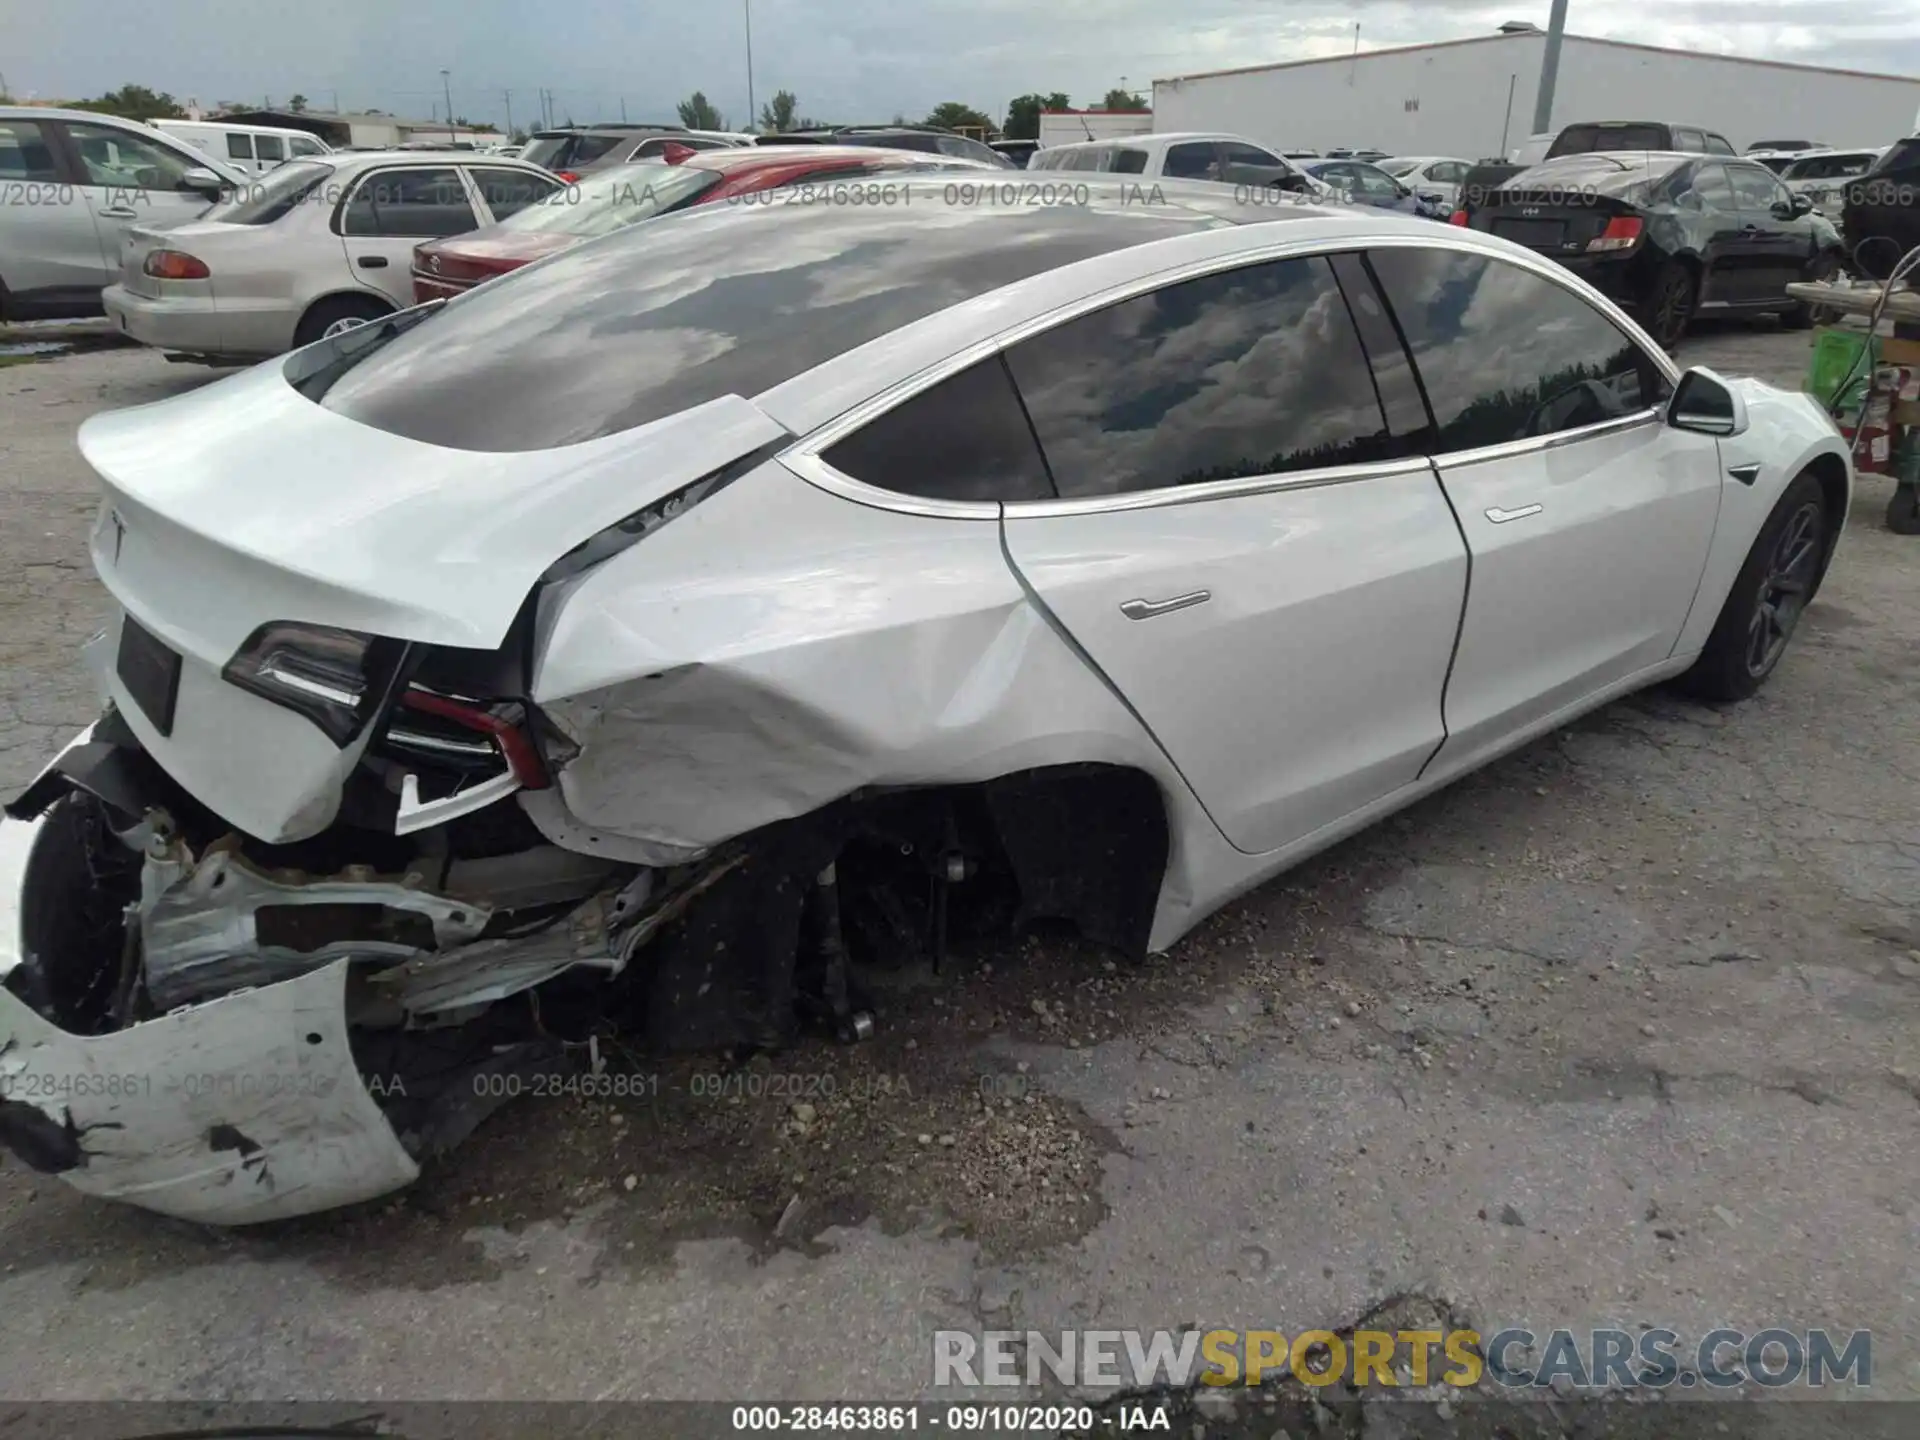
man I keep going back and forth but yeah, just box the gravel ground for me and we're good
[0,321,1915,1416]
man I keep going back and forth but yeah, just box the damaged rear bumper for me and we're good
[0,944,419,1223]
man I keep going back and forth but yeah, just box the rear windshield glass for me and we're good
[502,163,722,238]
[1513,153,1684,198]
[200,160,335,223]
[1551,124,1667,155]
[308,187,1233,452]
[521,133,621,170]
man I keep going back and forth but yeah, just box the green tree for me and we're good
[287,93,309,113]
[70,84,186,121]
[678,91,726,129]
[1003,91,1071,141]
[925,101,994,136]
[759,89,799,133]
[1101,87,1149,113]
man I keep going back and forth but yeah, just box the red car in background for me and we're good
[413,145,994,302]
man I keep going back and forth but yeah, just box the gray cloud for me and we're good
[8,0,1916,131]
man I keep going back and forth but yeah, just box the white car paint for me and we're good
[99,150,562,360]
[152,119,333,175]
[0,185,1852,1222]
[1380,155,1474,208]
[0,106,244,321]
[1028,131,1329,197]
[1779,146,1887,217]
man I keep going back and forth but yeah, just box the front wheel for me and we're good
[1676,471,1829,702]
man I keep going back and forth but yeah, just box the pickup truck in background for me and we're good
[1457,120,1739,219]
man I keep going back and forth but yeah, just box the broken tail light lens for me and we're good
[144,250,211,280]
[1587,216,1644,252]
[223,623,405,746]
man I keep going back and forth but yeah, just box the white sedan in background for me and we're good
[1,182,1850,1223]
[1380,156,1475,209]
[100,150,563,362]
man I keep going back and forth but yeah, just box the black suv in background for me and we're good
[759,125,1012,167]
[1841,137,1920,278]
[1464,150,1843,347]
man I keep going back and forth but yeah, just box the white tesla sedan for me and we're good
[0,179,1850,1222]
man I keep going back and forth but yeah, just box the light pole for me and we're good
[440,68,454,140]
[744,0,756,132]
[1531,0,1568,137]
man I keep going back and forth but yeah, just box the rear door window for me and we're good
[339,166,478,237]
[1004,254,1402,498]
[1366,246,1671,451]
[1111,148,1149,174]
[1727,163,1786,210]
[1704,134,1736,156]
[823,357,1054,503]
[469,166,560,220]
[1672,128,1706,153]
[1688,162,1736,210]
[226,133,254,161]
[255,134,285,163]
[1163,142,1218,180]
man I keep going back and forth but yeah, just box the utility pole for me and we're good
[503,89,514,138]
[1499,73,1517,157]
[745,0,757,131]
[620,95,627,122]
[1532,0,1568,136]
[441,68,454,138]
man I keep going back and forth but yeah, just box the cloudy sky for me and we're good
[8,0,1918,131]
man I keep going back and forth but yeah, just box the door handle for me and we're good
[1120,590,1211,621]
[357,255,390,269]
[96,207,139,219]
[1484,504,1543,524]
[1726,462,1761,485]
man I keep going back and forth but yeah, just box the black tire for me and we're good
[293,293,391,349]
[1638,259,1696,350]
[1888,487,1920,535]
[1677,471,1829,702]
[1781,251,1840,330]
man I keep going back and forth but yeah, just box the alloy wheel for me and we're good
[1745,501,1823,677]
[322,315,371,337]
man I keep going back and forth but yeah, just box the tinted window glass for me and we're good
[1672,128,1705,152]
[1327,252,1432,445]
[1688,162,1735,209]
[255,134,285,162]
[1553,124,1665,155]
[0,121,59,181]
[66,122,196,190]
[1111,148,1148,174]
[314,186,1228,452]
[226,133,253,160]
[1704,134,1736,156]
[1368,248,1671,451]
[1220,141,1282,167]
[1006,255,1397,498]
[1727,164,1787,210]
[1164,143,1217,180]
[1065,146,1108,172]
[340,167,477,237]
[824,357,1053,503]
[289,135,325,156]
[472,166,558,219]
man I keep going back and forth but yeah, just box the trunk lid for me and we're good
[1477,159,1664,256]
[78,349,790,662]
[414,232,573,290]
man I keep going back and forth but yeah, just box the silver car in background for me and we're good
[0,106,240,321]
[100,149,563,362]
[1779,146,1887,218]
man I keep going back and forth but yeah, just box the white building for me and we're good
[1152,30,1920,161]
[1038,108,1154,149]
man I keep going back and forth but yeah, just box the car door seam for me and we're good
[993,513,1243,851]
[1416,456,1472,784]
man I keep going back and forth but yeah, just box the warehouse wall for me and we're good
[1153,34,1920,160]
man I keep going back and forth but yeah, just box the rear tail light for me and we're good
[144,250,210,280]
[223,623,405,745]
[1448,208,1469,226]
[1587,216,1644,252]
[399,690,549,789]
[555,170,580,183]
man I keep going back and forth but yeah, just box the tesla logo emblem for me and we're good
[104,509,126,564]
[1521,206,1542,217]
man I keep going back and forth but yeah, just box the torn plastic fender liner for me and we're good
[0,957,418,1222]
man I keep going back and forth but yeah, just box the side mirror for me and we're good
[179,166,228,199]
[1791,192,1814,216]
[1667,366,1749,436]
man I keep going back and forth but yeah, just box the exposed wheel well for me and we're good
[1802,451,1851,580]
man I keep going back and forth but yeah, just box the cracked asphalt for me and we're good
[0,323,1915,1417]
